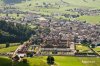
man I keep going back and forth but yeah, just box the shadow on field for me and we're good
[15,62,30,66]
[0,57,12,66]
[0,57,30,66]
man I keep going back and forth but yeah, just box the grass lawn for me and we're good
[0,56,49,66]
[50,56,100,66]
[28,24,37,29]
[76,44,92,53]
[0,56,12,66]
[0,56,100,66]
[0,46,18,53]
[0,44,5,48]
[43,56,84,66]
[0,43,20,49]
[77,15,100,24]
[93,47,100,54]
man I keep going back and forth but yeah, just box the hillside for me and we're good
[0,0,100,9]
[12,0,100,10]
[0,0,100,24]
[0,0,99,8]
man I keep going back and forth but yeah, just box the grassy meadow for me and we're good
[0,43,20,49]
[93,47,100,54]
[77,15,100,24]
[0,56,100,66]
[76,44,93,53]
[0,46,19,53]
[0,43,20,53]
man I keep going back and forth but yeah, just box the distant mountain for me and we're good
[0,0,31,4]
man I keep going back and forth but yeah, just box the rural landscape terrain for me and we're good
[0,0,100,66]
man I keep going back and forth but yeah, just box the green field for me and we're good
[76,44,93,53]
[77,15,100,24]
[0,43,20,49]
[0,56,100,66]
[0,46,18,53]
[93,47,100,54]
[50,56,100,66]
[0,44,5,48]
[0,57,12,66]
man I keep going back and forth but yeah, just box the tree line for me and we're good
[0,20,35,43]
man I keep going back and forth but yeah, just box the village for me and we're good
[0,0,100,66]
[3,14,99,58]
[0,6,100,57]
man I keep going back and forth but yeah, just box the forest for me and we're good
[0,20,35,43]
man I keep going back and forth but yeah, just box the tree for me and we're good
[17,13,19,17]
[26,52,33,57]
[6,13,8,16]
[47,56,55,65]
[74,36,78,43]
[76,50,79,53]
[43,28,50,35]
[88,39,92,44]
[91,44,95,48]
[43,2,46,5]
[81,38,89,46]
[29,4,31,6]
[20,41,24,45]
[0,20,34,43]
[5,42,10,48]
[22,59,27,63]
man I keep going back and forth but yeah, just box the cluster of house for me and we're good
[67,8,100,16]
[38,18,100,47]
[0,11,42,25]
[0,8,26,14]
[31,18,100,55]
[0,6,99,55]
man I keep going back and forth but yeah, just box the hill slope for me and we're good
[0,0,100,24]
[0,0,100,8]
